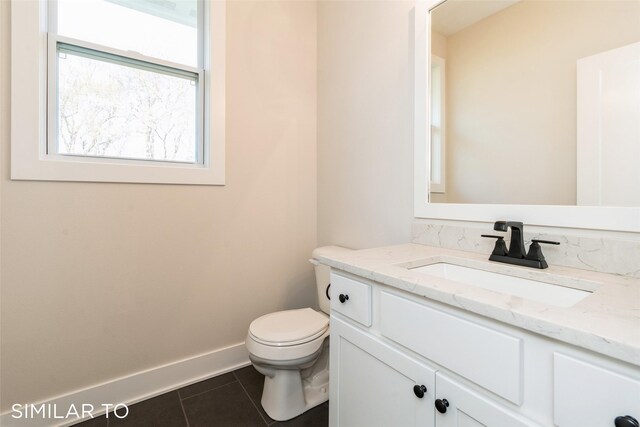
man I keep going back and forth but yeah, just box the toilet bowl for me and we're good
[245,246,350,421]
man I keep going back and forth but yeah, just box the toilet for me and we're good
[245,246,349,421]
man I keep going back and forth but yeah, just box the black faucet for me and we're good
[482,221,559,269]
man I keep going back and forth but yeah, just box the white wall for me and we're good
[317,0,414,249]
[0,0,317,412]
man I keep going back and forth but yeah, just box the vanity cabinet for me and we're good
[330,273,372,327]
[330,315,533,427]
[330,317,435,426]
[328,271,640,427]
[434,373,534,427]
[379,290,522,404]
[553,353,640,426]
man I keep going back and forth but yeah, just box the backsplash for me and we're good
[412,221,640,278]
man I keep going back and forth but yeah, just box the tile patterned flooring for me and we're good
[73,366,328,427]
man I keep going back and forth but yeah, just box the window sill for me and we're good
[11,153,225,185]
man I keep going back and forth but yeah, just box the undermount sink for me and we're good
[409,262,592,308]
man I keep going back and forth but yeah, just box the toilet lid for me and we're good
[249,308,329,345]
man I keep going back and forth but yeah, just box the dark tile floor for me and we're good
[73,366,328,427]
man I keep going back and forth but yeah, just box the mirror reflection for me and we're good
[429,0,640,206]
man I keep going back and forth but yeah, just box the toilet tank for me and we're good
[310,246,352,315]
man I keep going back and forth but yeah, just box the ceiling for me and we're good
[431,0,521,36]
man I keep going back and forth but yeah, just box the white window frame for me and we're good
[11,0,226,185]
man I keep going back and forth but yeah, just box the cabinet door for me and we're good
[330,316,436,427]
[554,353,640,427]
[435,373,537,427]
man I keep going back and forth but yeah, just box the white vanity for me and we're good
[318,244,640,427]
[330,0,640,424]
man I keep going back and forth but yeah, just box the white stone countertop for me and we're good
[315,243,640,366]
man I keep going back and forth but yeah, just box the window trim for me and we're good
[11,0,226,185]
[429,54,445,195]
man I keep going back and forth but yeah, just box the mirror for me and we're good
[428,0,640,207]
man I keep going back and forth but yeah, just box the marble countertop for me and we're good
[315,243,640,366]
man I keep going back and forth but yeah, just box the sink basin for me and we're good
[409,263,592,308]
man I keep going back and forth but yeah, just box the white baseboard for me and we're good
[1,342,250,427]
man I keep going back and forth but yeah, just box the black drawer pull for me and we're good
[615,415,639,427]
[435,399,449,414]
[413,385,427,398]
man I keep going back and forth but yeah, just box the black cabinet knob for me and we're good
[435,399,449,414]
[615,415,639,427]
[413,385,427,398]
[338,294,349,303]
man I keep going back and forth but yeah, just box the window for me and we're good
[430,54,446,194]
[11,0,225,185]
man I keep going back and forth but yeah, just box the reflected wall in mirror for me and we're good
[429,0,640,206]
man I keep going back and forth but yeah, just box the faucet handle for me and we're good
[531,239,560,246]
[481,235,508,256]
[526,239,560,266]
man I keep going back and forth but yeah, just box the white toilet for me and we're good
[245,246,349,421]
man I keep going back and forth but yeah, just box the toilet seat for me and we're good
[249,308,329,346]
[246,308,329,362]
[246,329,329,362]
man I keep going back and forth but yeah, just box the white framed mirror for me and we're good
[414,0,640,232]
